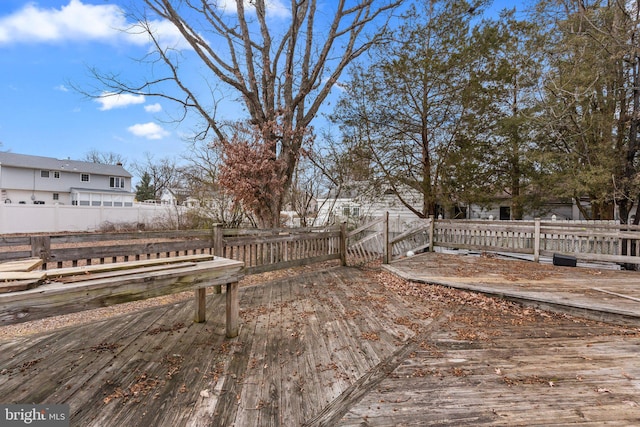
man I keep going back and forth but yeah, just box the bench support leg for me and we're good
[226,281,239,338]
[194,288,206,323]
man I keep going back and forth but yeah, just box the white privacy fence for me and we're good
[0,203,184,233]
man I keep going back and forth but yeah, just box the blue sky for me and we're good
[0,0,527,174]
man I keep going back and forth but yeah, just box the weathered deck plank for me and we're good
[385,252,640,327]
[338,304,640,426]
[1,264,640,426]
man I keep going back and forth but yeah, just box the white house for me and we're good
[0,152,134,207]
[315,184,427,231]
[316,182,634,228]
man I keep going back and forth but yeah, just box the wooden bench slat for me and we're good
[50,262,201,283]
[0,278,44,293]
[0,258,44,272]
[0,257,245,338]
[44,254,215,278]
[0,271,47,281]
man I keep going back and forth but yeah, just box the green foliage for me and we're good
[135,172,155,202]
[533,0,640,221]
[447,10,545,219]
[332,0,493,218]
[330,0,640,222]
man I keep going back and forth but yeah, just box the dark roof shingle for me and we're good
[0,152,132,177]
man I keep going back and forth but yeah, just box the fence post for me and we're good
[211,224,223,294]
[534,218,541,263]
[212,224,223,257]
[428,215,435,252]
[31,236,51,263]
[383,211,390,264]
[340,222,347,266]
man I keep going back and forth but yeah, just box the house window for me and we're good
[342,206,360,216]
[110,176,125,188]
[500,206,511,220]
[52,193,59,201]
[53,171,60,179]
[81,173,90,182]
[40,170,50,178]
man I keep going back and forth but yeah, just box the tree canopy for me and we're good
[328,0,640,223]
[93,0,640,225]
[92,0,402,227]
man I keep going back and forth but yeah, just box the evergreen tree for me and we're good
[135,172,155,202]
[332,0,492,218]
[447,10,544,219]
[534,0,640,222]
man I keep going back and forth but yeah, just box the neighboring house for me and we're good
[468,196,638,222]
[316,183,634,227]
[159,187,191,206]
[315,184,426,230]
[0,152,134,207]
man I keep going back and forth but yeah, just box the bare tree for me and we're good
[181,139,248,227]
[91,0,402,227]
[132,153,181,202]
[83,149,127,167]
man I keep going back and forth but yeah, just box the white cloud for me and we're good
[127,122,169,140]
[96,92,146,111]
[144,103,163,113]
[54,84,69,92]
[0,0,191,49]
[0,0,126,45]
[217,0,289,18]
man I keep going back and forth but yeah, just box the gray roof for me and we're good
[0,151,132,177]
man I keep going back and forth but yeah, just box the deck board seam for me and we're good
[302,309,456,427]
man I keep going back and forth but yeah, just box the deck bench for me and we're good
[0,254,245,338]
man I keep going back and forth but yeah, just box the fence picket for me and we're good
[1,217,639,272]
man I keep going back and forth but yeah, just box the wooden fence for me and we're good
[389,218,640,267]
[2,217,640,273]
[343,217,387,266]
[222,228,342,274]
[0,226,343,274]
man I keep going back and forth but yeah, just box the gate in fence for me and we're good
[344,217,386,266]
[343,214,434,266]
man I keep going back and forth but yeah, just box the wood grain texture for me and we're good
[0,258,43,272]
[0,258,244,325]
[1,264,640,426]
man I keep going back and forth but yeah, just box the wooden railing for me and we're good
[342,216,386,266]
[389,218,640,267]
[0,226,342,274]
[537,222,640,265]
[2,217,640,272]
[389,218,434,259]
[434,220,535,255]
[0,230,220,269]
[223,228,342,274]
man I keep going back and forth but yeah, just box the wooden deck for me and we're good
[385,251,640,327]
[1,259,640,425]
